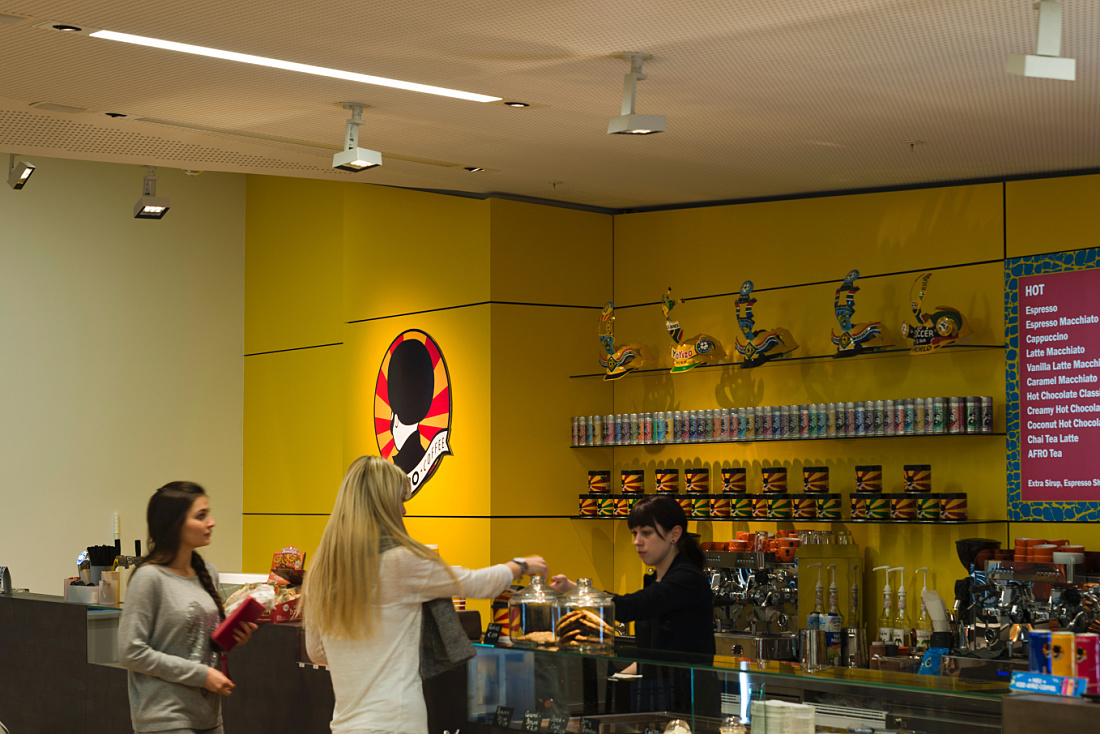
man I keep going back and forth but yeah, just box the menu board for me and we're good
[1019,268,1100,500]
[1008,249,1100,521]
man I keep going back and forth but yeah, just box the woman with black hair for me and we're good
[550,494,716,716]
[119,482,256,734]
[551,494,714,656]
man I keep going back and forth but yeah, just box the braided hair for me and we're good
[138,481,226,621]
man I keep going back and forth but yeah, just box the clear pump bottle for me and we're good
[873,565,893,643]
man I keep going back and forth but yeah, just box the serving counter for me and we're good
[0,591,464,734]
[464,642,1010,733]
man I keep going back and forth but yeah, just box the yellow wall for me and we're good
[243,171,1100,642]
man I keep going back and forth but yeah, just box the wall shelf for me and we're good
[571,515,1005,526]
[571,432,1005,448]
[570,343,1006,379]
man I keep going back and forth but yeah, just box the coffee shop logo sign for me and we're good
[374,330,453,497]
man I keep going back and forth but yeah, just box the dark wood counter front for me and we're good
[0,592,466,733]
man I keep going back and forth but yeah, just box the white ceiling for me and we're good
[1,0,1097,211]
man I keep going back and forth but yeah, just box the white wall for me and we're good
[0,156,245,593]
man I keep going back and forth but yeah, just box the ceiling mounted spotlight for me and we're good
[607,53,666,135]
[463,167,486,173]
[1007,1,1075,81]
[503,101,530,108]
[332,103,382,173]
[7,154,35,190]
[133,166,170,219]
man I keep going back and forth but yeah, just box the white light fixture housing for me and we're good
[1007,1,1075,81]
[7,154,35,189]
[134,166,170,219]
[332,104,383,173]
[607,53,666,135]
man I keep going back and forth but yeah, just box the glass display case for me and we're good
[464,642,1007,733]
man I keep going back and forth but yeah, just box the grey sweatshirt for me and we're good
[118,562,223,732]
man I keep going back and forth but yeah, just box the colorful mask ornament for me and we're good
[597,302,653,380]
[733,280,798,367]
[830,269,893,357]
[662,287,726,373]
[900,272,972,353]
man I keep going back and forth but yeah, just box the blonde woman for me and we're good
[304,456,547,734]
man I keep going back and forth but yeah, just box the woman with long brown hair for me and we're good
[119,482,256,734]
[303,456,547,734]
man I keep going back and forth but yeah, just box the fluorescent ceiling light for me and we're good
[89,30,500,103]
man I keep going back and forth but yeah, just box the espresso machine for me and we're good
[953,539,1100,659]
[707,549,799,660]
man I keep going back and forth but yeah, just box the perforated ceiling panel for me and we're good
[0,0,1098,208]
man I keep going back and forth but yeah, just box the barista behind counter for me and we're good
[550,494,717,716]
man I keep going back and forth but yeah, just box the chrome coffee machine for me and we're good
[955,542,1100,657]
[706,550,799,661]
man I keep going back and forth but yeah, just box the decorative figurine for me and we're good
[597,302,653,380]
[830,269,893,357]
[900,272,972,353]
[661,287,726,373]
[732,280,797,367]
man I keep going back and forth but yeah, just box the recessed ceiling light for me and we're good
[504,101,530,108]
[463,167,486,173]
[105,112,127,118]
[52,24,82,31]
[85,29,501,103]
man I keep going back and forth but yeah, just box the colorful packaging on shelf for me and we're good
[767,495,793,520]
[621,469,644,494]
[865,494,890,520]
[686,467,710,493]
[815,494,841,520]
[761,467,788,493]
[677,497,693,515]
[587,470,611,493]
[578,496,598,515]
[980,396,993,433]
[889,494,917,521]
[940,493,968,520]
[916,494,941,520]
[965,396,981,433]
[792,494,816,519]
[613,496,630,517]
[722,467,747,492]
[948,397,963,433]
[752,496,769,519]
[849,494,867,520]
[691,497,710,518]
[855,403,867,437]
[854,465,882,492]
[903,465,932,492]
[597,496,615,516]
[803,466,829,493]
[710,496,732,517]
[656,468,679,493]
[731,494,753,519]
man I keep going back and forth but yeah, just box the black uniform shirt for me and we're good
[612,553,715,656]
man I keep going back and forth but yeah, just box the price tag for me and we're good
[522,710,543,732]
[484,623,504,646]
[546,713,570,734]
[581,717,600,734]
[494,705,515,728]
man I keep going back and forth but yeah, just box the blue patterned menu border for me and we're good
[1007,248,1100,522]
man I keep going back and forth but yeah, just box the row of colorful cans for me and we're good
[850,492,967,521]
[577,492,843,519]
[577,491,966,521]
[1029,630,1100,693]
[570,396,993,446]
[589,464,930,495]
